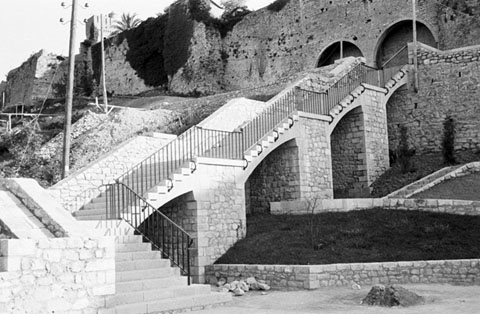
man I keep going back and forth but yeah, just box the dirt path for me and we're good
[200,284,480,314]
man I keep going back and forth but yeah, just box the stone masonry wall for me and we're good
[246,139,300,214]
[270,197,480,217]
[387,44,480,153]
[0,237,115,313]
[206,259,480,290]
[331,107,366,198]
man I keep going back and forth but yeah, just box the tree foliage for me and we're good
[442,116,456,164]
[111,13,142,35]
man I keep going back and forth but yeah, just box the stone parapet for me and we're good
[0,236,115,313]
[271,198,480,216]
[206,259,480,290]
[2,178,86,237]
[411,42,480,65]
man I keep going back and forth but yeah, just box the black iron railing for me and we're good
[242,90,296,152]
[114,126,243,197]
[105,182,194,284]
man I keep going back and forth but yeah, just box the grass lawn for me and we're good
[215,208,480,265]
[370,151,480,197]
[410,172,480,200]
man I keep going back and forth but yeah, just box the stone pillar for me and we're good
[363,89,390,188]
[296,115,334,201]
[188,161,246,283]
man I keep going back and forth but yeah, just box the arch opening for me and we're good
[330,106,369,198]
[376,20,436,68]
[317,41,363,67]
[245,139,300,215]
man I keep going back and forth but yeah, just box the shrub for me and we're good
[266,0,290,12]
[397,126,415,173]
[164,2,195,77]
[442,116,456,164]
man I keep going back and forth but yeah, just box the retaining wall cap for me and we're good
[4,178,89,237]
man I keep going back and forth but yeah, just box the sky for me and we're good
[0,0,273,81]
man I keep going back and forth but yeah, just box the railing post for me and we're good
[294,87,303,112]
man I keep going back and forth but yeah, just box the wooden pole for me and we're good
[100,14,108,108]
[412,0,419,92]
[62,0,78,178]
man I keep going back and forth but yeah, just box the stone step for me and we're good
[104,291,231,314]
[117,267,179,282]
[116,258,171,272]
[75,214,108,221]
[115,242,152,253]
[116,276,188,293]
[107,285,212,308]
[116,250,162,262]
[74,208,106,217]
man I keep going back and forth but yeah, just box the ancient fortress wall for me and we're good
[221,0,440,89]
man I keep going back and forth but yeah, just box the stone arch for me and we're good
[375,19,437,68]
[329,105,369,198]
[244,138,300,214]
[316,40,364,67]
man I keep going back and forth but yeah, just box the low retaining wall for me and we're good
[206,259,480,290]
[271,198,480,216]
[0,236,115,313]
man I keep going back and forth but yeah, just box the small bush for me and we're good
[442,116,456,164]
[266,0,291,12]
[397,126,415,174]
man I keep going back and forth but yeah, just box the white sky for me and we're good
[0,0,273,80]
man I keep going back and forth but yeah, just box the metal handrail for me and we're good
[114,125,243,197]
[105,182,194,284]
[381,45,408,69]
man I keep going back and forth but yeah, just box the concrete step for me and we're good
[116,258,171,272]
[116,250,163,262]
[115,242,152,253]
[106,291,231,314]
[74,208,106,217]
[117,267,179,282]
[75,214,108,221]
[116,276,188,293]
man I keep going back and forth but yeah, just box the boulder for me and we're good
[361,284,425,307]
[232,287,245,296]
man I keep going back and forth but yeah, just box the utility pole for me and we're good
[100,14,108,108]
[412,0,419,92]
[62,0,78,178]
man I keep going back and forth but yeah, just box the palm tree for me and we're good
[111,13,142,35]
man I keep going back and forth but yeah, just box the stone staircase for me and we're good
[77,222,231,314]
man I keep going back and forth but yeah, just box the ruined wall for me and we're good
[437,0,480,49]
[169,21,225,95]
[246,139,300,214]
[387,44,480,153]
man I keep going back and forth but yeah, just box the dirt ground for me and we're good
[198,284,480,314]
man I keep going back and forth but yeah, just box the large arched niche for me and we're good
[375,20,437,68]
[317,41,364,67]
